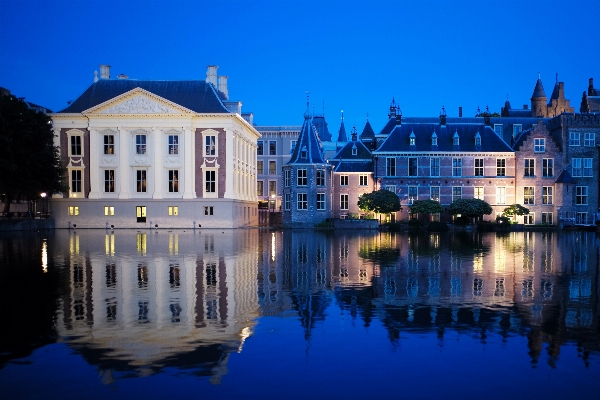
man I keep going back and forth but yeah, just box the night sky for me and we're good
[1,0,598,131]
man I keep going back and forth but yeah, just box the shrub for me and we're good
[347,212,360,220]
[408,219,425,230]
[453,216,470,226]
[361,213,375,220]
[314,220,334,228]
[427,221,449,232]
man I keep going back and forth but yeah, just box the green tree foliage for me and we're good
[449,198,493,220]
[409,199,443,216]
[0,93,65,213]
[357,189,401,215]
[502,204,530,222]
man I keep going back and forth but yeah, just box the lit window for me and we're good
[104,135,115,155]
[430,158,440,177]
[104,170,115,192]
[474,158,484,176]
[257,181,264,196]
[542,187,553,204]
[168,170,179,192]
[524,159,535,177]
[136,170,147,193]
[496,159,506,176]
[69,206,79,216]
[496,187,506,204]
[135,134,147,155]
[297,169,307,186]
[543,159,553,177]
[168,206,178,216]
[269,181,276,196]
[359,175,368,186]
[340,194,349,210]
[204,206,214,215]
[136,206,146,222]
[104,206,114,216]
[297,193,307,210]
[340,175,349,186]
[408,186,418,204]
[534,138,545,152]
[269,161,276,175]
[523,187,534,205]
[474,186,484,200]
[408,158,418,176]
[430,186,440,202]
[168,135,179,154]
[317,193,326,210]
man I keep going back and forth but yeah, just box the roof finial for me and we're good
[366,112,369,121]
[538,72,541,80]
[341,110,344,121]
[304,90,311,119]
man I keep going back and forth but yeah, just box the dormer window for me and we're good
[475,132,481,146]
[300,146,307,159]
[409,131,416,146]
[431,131,438,146]
[352,144,357,156]
[453,131,460,146]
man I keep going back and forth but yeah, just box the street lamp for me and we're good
[270,194,276,212]
[40,192,47,219]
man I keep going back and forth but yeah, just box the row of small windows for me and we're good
[70,169,216,194]
[67,205,216,217]
[281,170,369,187]
[569,132,596,147]
[69,134,217,157]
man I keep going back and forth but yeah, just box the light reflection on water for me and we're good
[0,229,599,398]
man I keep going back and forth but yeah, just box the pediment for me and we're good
[83,88,193,115]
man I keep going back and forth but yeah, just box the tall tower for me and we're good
[531,73,547,117]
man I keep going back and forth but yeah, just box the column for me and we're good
[153,127,163,199]
[118,128,130,199]
[88,129,100,198]
[52,128,63,198]
[183,127,195,199]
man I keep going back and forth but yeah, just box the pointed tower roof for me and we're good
[337,111,347,142]
[359,120,375,141]
[287,111,326,165]
[312,115,332,142]
[531,74,547,99]
[549,73,560,100]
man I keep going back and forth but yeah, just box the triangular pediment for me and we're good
[83,87,193,115]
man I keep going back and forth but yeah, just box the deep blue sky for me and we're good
[1,0,598,132]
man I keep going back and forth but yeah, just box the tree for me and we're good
[357,189,401,215]
[449,198,492,222]
[409,199,444,218]
[0,93,65,213]
[503,204,530,222]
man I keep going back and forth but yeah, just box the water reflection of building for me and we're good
[255,230,599,365]
[54,230,259,381]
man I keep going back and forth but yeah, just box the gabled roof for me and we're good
[334,161,373,173]
[375,122,513,153]
[331,137,372,160]
[287,114,326,164]
[555,169,576,184]
[312,115,332,142]
[377,117,397,136]
[531,78,547,99]
[57,79,229,114]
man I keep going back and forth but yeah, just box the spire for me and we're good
[337,110,347,142]
[531,73,547,99]
[304,91,310,119]
[388,98,397,118]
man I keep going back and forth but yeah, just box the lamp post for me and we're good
[270,194,276,212]
[40,192,47,219]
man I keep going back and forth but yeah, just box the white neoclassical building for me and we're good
[50,65,260,229]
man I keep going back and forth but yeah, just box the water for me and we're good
[0,229,599,399]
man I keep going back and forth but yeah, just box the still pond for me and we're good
[0,228,599,399]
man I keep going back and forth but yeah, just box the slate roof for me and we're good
[511,127,533,150]
[337,120,347,142]
[57,79,229,113]
[376,122,513,153]
[555,169,576,184]
[360,120,375,141]
[531,78,547,99]
[287,114,326,164]
[312,115,332,142]
[549,82,560,100]
[331,138,372,160]
[334,161,373,173]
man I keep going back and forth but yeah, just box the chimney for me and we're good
[439,106,447,126]
[523,105,529,109]
[99,64,111,80]
[218,76,229,99]
[459,106,463,118]
[206,65,218,86]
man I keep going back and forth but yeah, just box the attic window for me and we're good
[352,144,357,156]
[431,131,438,146]
[475,132,481,146]
[453,131,460,146]
[409,131,416,146]
[300,146,307,159]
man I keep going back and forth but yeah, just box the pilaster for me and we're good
[153,127,163,199]
[118,128,130,199]
[183,127,195,199]
[88,129,100,198]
